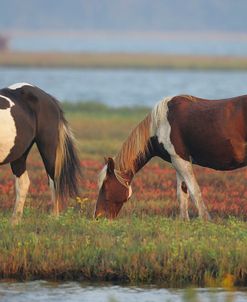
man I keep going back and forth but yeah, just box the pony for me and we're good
[95,94,247,220]
[0,83,81,224]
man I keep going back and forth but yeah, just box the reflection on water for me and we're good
[0,281,246,302]
[1,68,247,107]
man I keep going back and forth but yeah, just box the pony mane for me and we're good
[98,96,175,187]
[115,113,152,174]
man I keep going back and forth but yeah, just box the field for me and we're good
[0,103,247,286]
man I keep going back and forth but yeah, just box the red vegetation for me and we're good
[0,158,247,219]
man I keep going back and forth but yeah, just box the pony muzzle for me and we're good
[94,210,106,220]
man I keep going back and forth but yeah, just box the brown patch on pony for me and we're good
[0,97,10,109]
[181,181,188,193]
[115,113,152,174]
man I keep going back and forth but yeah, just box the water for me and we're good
[9,34,247,56]
[0,281,246,302]
[1,68,247,106]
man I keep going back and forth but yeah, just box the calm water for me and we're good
[0,281,246,302]
[9,34,247,56]
[1,68,247,106]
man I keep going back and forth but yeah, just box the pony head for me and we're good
[94,157,132,219]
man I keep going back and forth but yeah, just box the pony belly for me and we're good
[0,108,16,163]
[190,144,247,171]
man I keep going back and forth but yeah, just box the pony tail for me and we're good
[54,117,81,205]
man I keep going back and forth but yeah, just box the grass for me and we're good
[0,210,246,287]
[64,102,149,159]
[0,102,246,286]
[2,51,247,70]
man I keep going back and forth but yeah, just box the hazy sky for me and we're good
[1,0,247,32]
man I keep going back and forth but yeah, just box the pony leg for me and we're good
[49,176,59,216]
[172,156,210,221]
[176,172,190,221]
[36,139,60,216]
[10,158,30,225]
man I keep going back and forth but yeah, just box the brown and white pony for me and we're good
[0,83,81,224]
[95,94,247,220]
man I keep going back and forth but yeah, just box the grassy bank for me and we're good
[0,103,247,285]
[0,210,246,287]
[1,51,247,70]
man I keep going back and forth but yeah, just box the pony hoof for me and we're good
[179,214,190,221]
[10,216,21,226]
[52,211,60,217]
[202,212,211,222]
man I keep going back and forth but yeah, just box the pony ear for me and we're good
[107,157,115,174]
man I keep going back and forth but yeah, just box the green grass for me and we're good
[63,101,149,117]
[0,209,246,286]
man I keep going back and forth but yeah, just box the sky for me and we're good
[1,0,247,33]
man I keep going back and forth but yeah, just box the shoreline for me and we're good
[1,51,247,70]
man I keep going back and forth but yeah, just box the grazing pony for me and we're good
[0,83,81,224]
[95,94,247,220]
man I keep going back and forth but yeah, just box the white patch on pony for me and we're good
[128,185,132,199]
[0,95,16,163]
[150,96,176,155]
[8,82,33,90]
[49,176,60,215]
[176,172,189,220]
[151,96,194,195]
[49,176,56,202]
[12,171,30,223]
[151,98,210,219]
[98,165,107,189]
[171,155,206,214]
[98,164,132,199]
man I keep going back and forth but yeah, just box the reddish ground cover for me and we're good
[0,157,247,219]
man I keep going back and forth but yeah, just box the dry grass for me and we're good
[1,51,247,70]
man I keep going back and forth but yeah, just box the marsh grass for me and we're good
[0,209,246,286]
